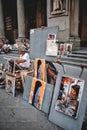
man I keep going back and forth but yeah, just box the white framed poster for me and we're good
[46,34,58,56]
[46,40,58,56]
[46,33,58,56]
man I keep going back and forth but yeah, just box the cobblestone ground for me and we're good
[0,52,87,130]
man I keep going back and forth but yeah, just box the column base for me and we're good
[69,37,80,51]
[15,37,29,44]
[0,36,5,39]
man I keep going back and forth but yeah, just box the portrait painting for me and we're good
[29,78,46,110]
[5,73,16,96]
[34,58,46,81]
[55,75,85,119]
[59,43,66,55]
[65,43,73,52]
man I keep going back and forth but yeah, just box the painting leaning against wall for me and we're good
[29,78,46,110]
[55,75,85,119]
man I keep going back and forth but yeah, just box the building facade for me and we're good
[47,0,87,50]
[0,0,87,50]
[0,0,47,43]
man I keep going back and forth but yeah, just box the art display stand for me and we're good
[23,26,87,130]
[23,26,59,114]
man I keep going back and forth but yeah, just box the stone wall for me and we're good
[47,0,80,50]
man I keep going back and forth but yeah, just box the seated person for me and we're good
[16,45,30,69]
[21,39,30,51]
[2,39,12,53]
[7,44,30,89]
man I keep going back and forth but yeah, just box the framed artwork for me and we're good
[65,43,73,52]
[29,78,46,110]
[51,0,69,16]
[34,58,46,81]
[5,72,16,96]
[45,60,58,85]
[46,33,58,56]
[59,43,66,55]
[55,75,85,119]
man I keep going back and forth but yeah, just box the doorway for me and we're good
[2,0,47,43]
[25,0,47,39]
[79,0,87,47]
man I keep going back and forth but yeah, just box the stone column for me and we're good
[0,0,5,39]
[70,0,80,50]
[70,0,79,37]
[17,0,25,40]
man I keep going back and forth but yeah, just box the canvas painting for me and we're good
[34,58,46,81]
[65,43,73,52]
[55,75,85,119]
[29,78,46,110]
[5,73,16,96]
[59,43,66,54]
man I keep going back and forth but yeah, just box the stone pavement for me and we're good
[0,87,62,130]
[0,81,86,130]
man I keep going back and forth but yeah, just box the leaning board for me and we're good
[49,64,87,130]
[23,75,54,114]
[30,26,59,61]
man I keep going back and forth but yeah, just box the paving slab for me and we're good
[0,88,62,130]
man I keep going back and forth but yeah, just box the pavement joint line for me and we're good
[0,107,34,108]
[0,120,37,123]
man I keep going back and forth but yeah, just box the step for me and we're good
[60,56,87,63]
[62,60,87,68]
[68,53,87,59]
[1,52,19,57]
[72,50,87,55]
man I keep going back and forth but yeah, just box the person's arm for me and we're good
[16,59,26,64]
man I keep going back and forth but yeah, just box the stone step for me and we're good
[72,50,87,55]
[68,53,87,59]
[0,54,19,65]
[10,49,18,54]
[58,49,87,67]
[61,60,87,68]
[60,56,87,64]
[61,56,87,64]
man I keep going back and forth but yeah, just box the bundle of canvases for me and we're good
[0,58,58,95]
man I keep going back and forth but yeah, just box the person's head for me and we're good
[48,34,55,40]
[2,44,10,53]
[18,45,28,55]
[21,39,26,43]
[34,80,42,94]
[37,60,41,67]
[70,85,80,99]
[35,80,42,88]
